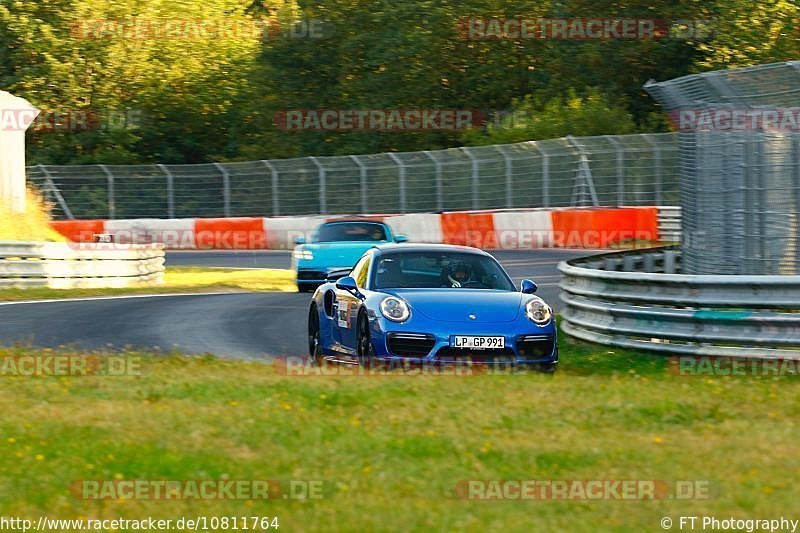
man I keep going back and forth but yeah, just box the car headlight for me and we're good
[525,298,552,325]
[292,249,314,260]
[380,297,410,322]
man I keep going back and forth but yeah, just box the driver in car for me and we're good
[443,260,474,288]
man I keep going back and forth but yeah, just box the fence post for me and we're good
[98,164,116,219]
[643,134,662,205]
[349,155,368,214]
[261,160,279,216]
[495,145,514,209]
[461,147,479,210]
[157,164,175,218]
[605,135,625,206]
[308,157,326,214]
[213,162,231,217]
[37,164,74,219]
[528,141,549,207]
[565,135,599,207]
[387,153,406,213]
[423,150,443,212]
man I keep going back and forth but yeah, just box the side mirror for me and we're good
[336,276,358,293]
[394,235,408,243]
[520,279,537,294]
[294,235,306,245]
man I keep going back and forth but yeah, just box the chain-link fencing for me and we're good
[645,61,800,275]
[27,133,679,220]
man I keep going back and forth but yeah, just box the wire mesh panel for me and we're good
[270,157,322,215]
[27,165,109,219]
[109,165,171,219]
[646,61,800,275]
[164,163,225,218]
[315,156,361,215]
[392,151,439,213]
[537,138,583,207]
[226,161,276,217]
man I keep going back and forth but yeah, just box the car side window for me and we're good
[352,255,372,288]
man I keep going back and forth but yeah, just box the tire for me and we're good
[308,305,322,360]
[298,283,314,293]
[355,311,374,367]
[537,362,558,374]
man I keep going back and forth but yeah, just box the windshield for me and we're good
[316,222,388,243]
[373,251,515,291]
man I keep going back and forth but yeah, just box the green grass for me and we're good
[0,267,296,301]
[0,333,797,532]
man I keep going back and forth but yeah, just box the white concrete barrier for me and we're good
[491,210,554,248]
[386,213,443,243]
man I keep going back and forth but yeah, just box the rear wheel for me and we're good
[356,311,374,367]
[308,305,322,360]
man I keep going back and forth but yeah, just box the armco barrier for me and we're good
[558,247,800,359]
[0,241,165,288]
[51,206,667,250]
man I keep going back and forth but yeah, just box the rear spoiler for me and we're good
[325,268,352,281]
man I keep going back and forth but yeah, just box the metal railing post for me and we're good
[157,164,175,218]
[423,150,442,212]
[387,153,406,213]
[98,164,116,219]
[37,164,74,219]
[213,162,231,217]
[495,145,513,208]
[261,160,279,216]
[605,135,625,206]
[460,147,479,210]
[566,136,599,207]
[349,155,368,214]
[309,157,326,215]
[528,141,549,207]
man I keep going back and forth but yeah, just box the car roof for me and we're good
[372,243,491,256]
[320,219,387,225]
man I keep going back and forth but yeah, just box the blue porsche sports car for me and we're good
[293,219,407,292]
[307,244,558,371]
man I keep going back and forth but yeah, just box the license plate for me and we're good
[451,336,505,350]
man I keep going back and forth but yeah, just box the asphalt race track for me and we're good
[0,249,595,359]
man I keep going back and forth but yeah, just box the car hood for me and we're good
[384,289,523,323]
[302,241,381,266]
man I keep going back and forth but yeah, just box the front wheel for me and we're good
[537,362,557,374]
[298,282,315,293]
[356,311,374,367]
[308,305,322,360]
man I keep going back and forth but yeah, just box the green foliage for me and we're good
[1,0,798,164]
[463,89,639,145]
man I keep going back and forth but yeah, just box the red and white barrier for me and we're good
[105,218,195,248]
[51,206,661,250]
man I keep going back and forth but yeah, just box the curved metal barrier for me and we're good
[558,247,800,358]
[0,241,165,289]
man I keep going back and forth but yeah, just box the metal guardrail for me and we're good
[0,242,165,288]
[558,247,800,359]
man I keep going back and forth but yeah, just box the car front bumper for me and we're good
[366,315,558,365]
